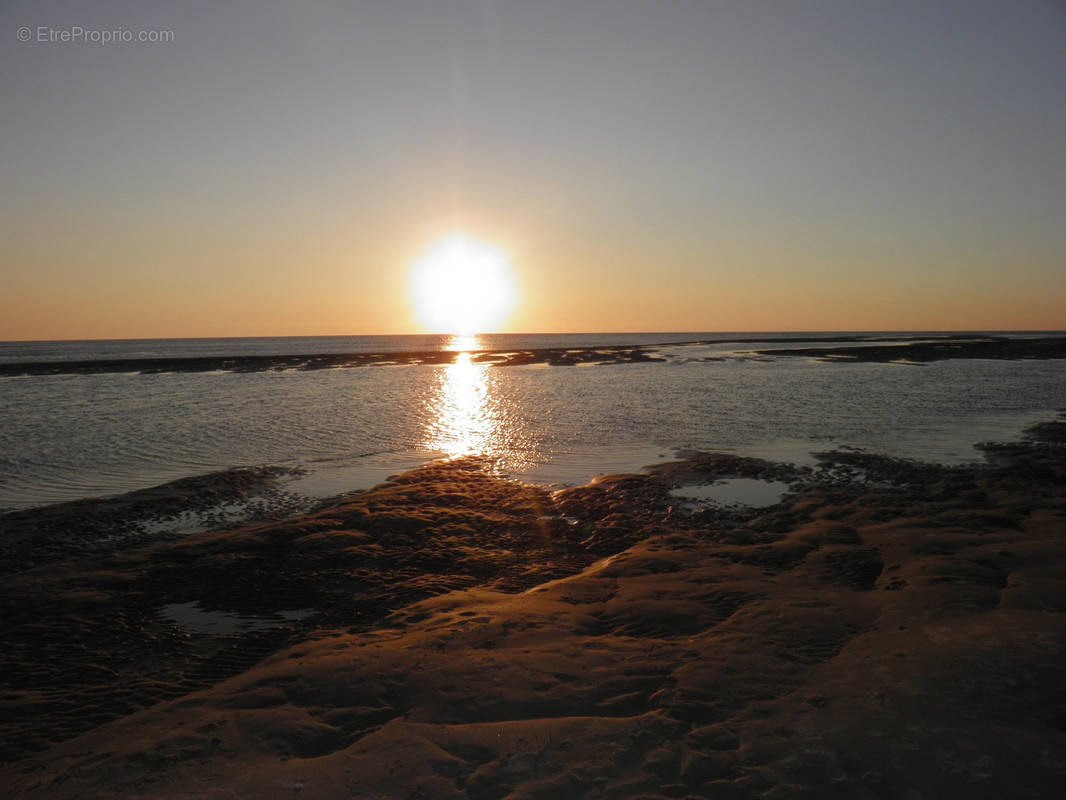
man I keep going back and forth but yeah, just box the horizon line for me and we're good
[3,329,1066,345]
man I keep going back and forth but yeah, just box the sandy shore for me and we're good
[753,336,1066,363]
[0,344,669,376]
[2,422,1066,798]
[5,334,1063,376]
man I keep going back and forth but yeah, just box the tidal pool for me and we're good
[670,478,791,508]
[162,602,315,636]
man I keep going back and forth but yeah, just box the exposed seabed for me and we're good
[2,418,1066,798]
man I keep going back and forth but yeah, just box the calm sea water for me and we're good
[2,333,1064,510]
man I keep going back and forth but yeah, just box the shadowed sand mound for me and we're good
[3,424,1066,798]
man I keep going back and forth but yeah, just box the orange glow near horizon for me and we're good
[3,4,1065,343]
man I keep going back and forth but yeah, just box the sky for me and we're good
[2,0,1064,339]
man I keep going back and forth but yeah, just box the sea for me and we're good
[2,332,1065,512]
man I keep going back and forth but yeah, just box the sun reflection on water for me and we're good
[423,335,497,459]
[422,335,541,470]
[445,333,482,353]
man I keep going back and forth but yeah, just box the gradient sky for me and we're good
[2,0,1064,339]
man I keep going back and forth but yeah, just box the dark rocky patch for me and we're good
[756,335,1066,363]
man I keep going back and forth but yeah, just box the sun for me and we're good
[409,233,517,335]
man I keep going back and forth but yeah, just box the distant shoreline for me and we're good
[755,336,1066,363]
[3,333,1065,377]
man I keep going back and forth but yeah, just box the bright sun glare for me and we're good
[409,234,517,335]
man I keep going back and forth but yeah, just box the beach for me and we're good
[7,0,1065,793]
[3,334,1066,377]
[3,415,1065,798]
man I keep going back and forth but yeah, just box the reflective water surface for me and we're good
[421,336,541,474]
[671,479,792,508]
[2,334,1065,509]
[423,337,496,459]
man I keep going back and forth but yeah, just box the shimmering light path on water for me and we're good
[1,334,1065,509]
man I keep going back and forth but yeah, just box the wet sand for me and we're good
[0,344,669,376]
[6,334,1063,377]
[753,335,1066,363]
[3,422,1066,798]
